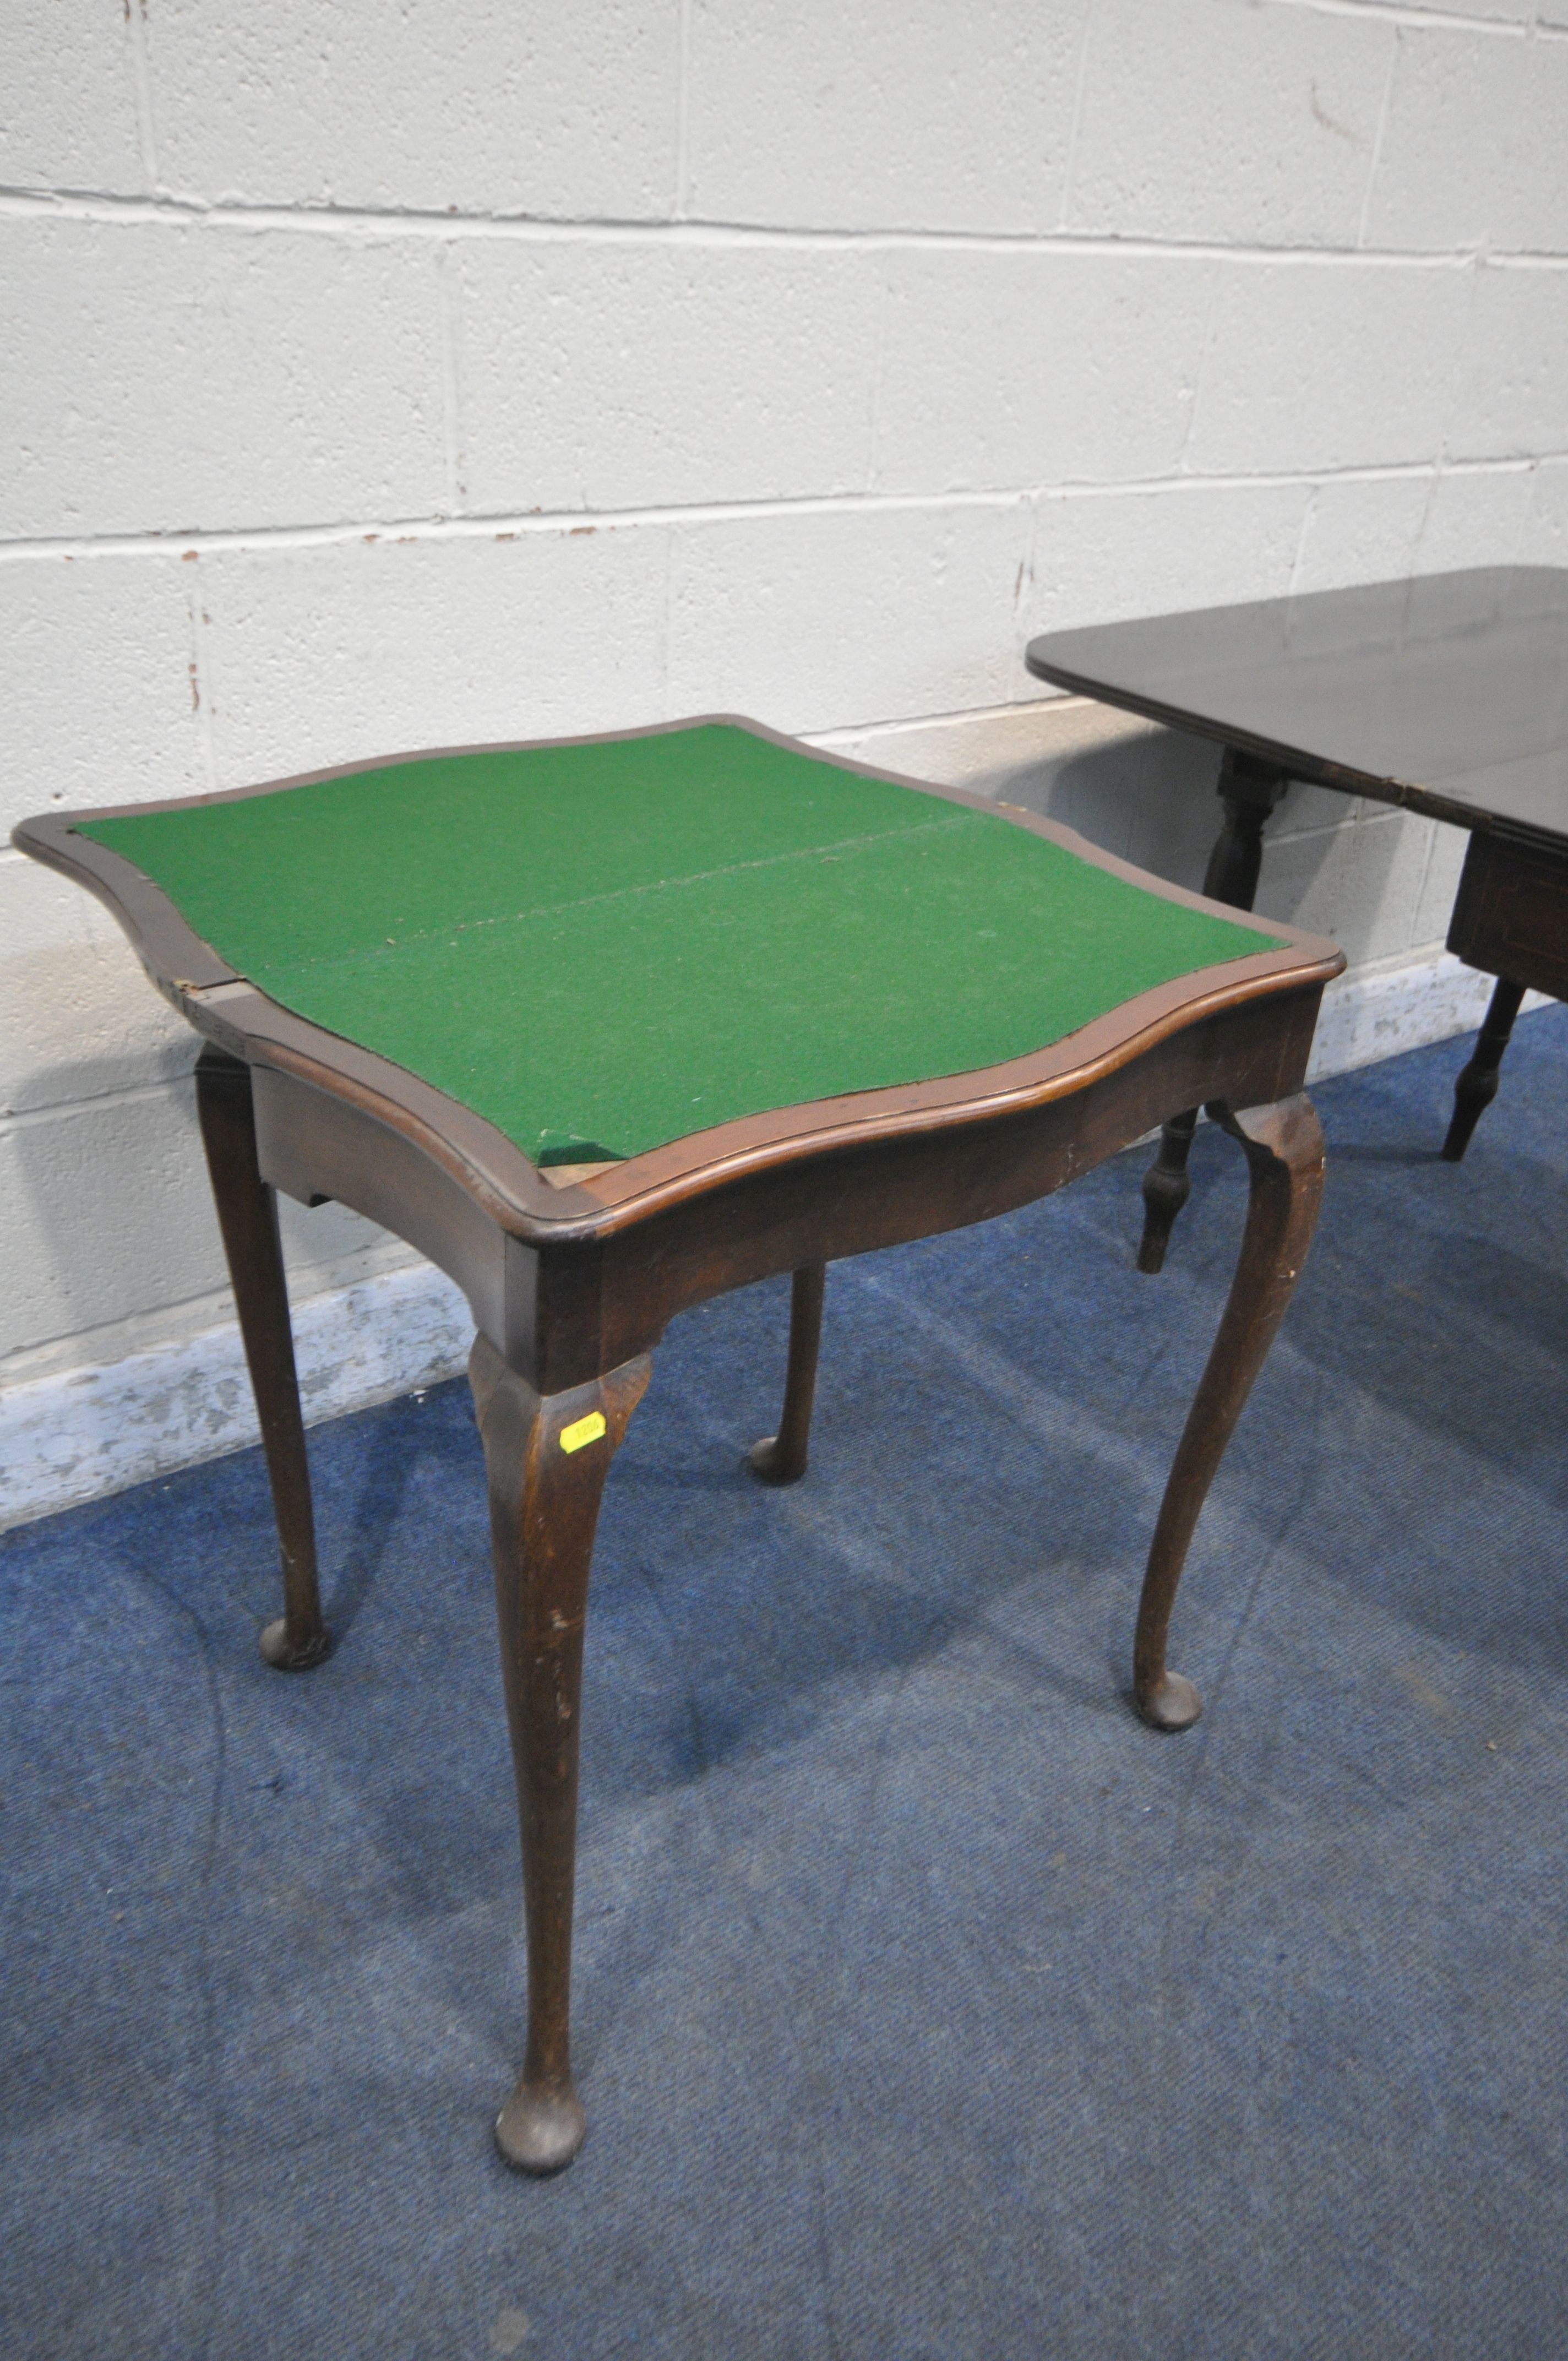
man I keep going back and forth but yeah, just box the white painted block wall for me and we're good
[4,0,1567,1521]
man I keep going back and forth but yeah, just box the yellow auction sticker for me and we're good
[559,1411,607,1455]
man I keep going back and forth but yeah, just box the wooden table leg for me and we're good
[1442,976,1525,1162]
[1133,1094,1325,1732]
[1199,750,1292,912]
[1137,751,1292,1275]
[749,1261,827,1484]
[194,1046,330,1671]
[1136,1109,1200,1276]
[469,1333,653,2174]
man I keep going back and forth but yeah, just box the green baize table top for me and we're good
[80,722,1282,1166]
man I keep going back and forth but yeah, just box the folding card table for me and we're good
[1027,566,1568,1272]
[15,717,1341,2173]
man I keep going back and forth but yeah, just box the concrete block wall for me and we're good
[4,0,1566,1519]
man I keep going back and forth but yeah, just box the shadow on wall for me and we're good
[999,709,1228,884]
[4,1053,404,1376]
[961,706,1390,943]
[4,1063,222,1373]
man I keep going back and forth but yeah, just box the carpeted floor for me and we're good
[3,1011,1567,2360]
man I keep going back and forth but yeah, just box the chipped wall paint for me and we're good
[1,1257,471,1531]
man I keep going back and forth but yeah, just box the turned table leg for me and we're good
[1442,976,1525,1162]
[469,1333,652,2174]
[749,1262,826,1484]
[1133,1094,1325,1732]
[1137,1109,1201,1277]
[194,1046,329,1671]
[1137,750,1292,1276]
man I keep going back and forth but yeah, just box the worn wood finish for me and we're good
[193,1045,329,1669]
[14,717,1344,2175]
[1134,1095,1326,1730]
[749,1263,827,1483]
[469,1334,653,2174]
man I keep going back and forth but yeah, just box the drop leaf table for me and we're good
[1027,565,1568,1272]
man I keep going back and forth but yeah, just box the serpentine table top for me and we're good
[13,714,1341,2175]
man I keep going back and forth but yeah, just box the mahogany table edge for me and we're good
[10,720,1343,2178]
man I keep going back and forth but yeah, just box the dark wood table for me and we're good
[1027,566,1568,1271]
[14,717,1339,2174]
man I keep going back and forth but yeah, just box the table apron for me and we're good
[1447,829,1568,1003]
[586,987,1319,1378]
[252,1062,511,1343]
[249,982,1320,1394]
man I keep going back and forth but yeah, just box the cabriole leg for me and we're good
[1133,1094,1326,1733]
[749,1261,827,1484]
[469,1334,652,2175]
[1442,976,1525,1162]
[194,1045,329,1672]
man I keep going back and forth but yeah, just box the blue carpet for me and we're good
[4,1012,1567,2360]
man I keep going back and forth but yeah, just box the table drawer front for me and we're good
[1448,830,1568,1001]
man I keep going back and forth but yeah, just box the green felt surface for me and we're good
[80,723,1284,1165]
